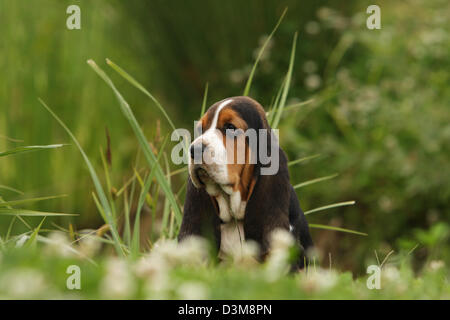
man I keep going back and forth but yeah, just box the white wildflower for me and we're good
[305,21,320,35]
[134,254,168,279]
[177,236,210,266]
[78,234,102,257]
[100,257,136,299]
[265,250,291,281]
[143,272,171,299]
[300,269,338,292]
[428,260,445,271]
[136,254,171,299]
[43,232,76,258]
[0,268,48,298]
[151,239,180,266]
[264,229,295,280]
[270,228,295,252]
[234,240,260,267]
[305,74,322,90]
[149,236,209,267]
[382,266,400,283]
[177,281,209,300]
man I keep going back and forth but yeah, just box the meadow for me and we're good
[0,0,448,299]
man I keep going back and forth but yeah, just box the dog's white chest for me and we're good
[215,191,246,223]
[204,182,248,258]
[219,221,245,258]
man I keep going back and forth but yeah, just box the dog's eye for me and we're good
[223,123,236,131]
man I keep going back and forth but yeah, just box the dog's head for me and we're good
[188,96,276,200]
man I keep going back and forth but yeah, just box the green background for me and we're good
[0,0,449,274]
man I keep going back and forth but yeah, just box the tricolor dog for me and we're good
[178,96,313,268]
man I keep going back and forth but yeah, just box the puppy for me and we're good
[178,96,313,268]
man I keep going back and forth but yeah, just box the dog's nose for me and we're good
[190,143,207,161]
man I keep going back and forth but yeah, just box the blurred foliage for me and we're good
[0,0,449,275]
[0,236,448,299]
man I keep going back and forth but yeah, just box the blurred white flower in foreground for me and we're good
[270,229,295,251]
[265,229,295,281]
[177,281,209,300]
[150,236,209,267]
[428,260,445,272]
[299,268,338,292]
[134,252,170,298]
[78,233,102,257]
[0,268,48,298]
[234,240,260,267]
[382,266,400,283]
[135,236,210,298]
[100,257,136,299]
[43,232,76,258]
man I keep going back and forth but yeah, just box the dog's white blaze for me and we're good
[211,99,233,130]
[190,98,233,186]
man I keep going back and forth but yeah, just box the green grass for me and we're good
[0,0,448,299]
[0,239,447,299]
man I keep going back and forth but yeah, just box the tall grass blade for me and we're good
[288,154,321,167]
[268,76,286,125]
[282,98,315,113]
[100,147,117,220]
[243,8,287,96]
[25,218,46,248]
[87,60,182,224]
[105,58,177,133]
[0,208,76,216]
[309,223,367,236]
[0,195,67,208]
[131,136,168,257]
[293,173,338,189]
[200,82,209,118]
[39,98,124,256]
[271,32,297,129]
[0,144,65,157]
[304,201,356,215]
[0,185,24,195]
[161,154,172,237]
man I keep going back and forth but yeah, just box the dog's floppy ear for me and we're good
[178,177,221,249]
[230,97,269,177]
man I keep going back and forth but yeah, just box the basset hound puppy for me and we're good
[178,96,313,268]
